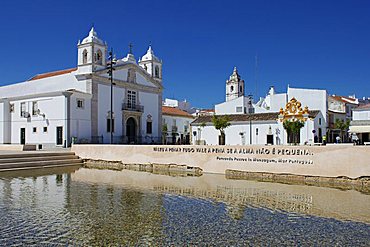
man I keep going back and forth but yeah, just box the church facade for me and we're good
[0,28,163,147]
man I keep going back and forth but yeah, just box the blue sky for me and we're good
[0,0,369,108]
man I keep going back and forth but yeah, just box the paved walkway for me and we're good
[0,148,71,155]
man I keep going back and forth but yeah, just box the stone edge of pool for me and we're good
[72,144,370,190]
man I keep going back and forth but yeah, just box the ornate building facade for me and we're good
[0,27,163,147]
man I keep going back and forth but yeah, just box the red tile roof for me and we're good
[162,106,194,118]
[192,111,320,124]
[28,68,77,81]
[331,95,358,105]
[355,103,370,110]
[201,109,215,112]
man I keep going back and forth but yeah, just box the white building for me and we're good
[349,103,370,144]
[327,95,359,142]
[258,86,328,141]
[191,68,325,145]
[162,106,194,144]
[163,98,195,114]
[0,27,163,147]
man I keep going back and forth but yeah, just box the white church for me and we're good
[0,27,163,147]
[191,67,327,145]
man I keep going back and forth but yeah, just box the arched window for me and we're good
[96,50,102,65]
[146,115,152,135]
[230,86,234,92]
[240,86,243,93]
[82,49,88,64]
[155,65,159,78]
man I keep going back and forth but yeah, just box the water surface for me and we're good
[0,167,369,246]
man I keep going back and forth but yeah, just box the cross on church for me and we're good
[129,43,133,54]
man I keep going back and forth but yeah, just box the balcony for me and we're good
[122,103,144,112]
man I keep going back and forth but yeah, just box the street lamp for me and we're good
[247,95,253,145]
[107,48,116,144]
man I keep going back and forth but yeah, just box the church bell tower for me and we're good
[77,27,107,74]
[139,45,162,83]
[226,67,244,101]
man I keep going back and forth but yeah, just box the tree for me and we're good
[212,115,231,145]
[334,119,350,142]
[198,122,206,144]
[283,120,305,145]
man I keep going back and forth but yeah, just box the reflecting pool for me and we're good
[0,166,369,246]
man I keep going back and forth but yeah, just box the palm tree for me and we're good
[212,115,231,145]
[283,120,305,145]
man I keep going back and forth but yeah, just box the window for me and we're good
[155,65,160,78]
[10,104,14,113]
[106,119,115,132]
[32,101,38,116]
[236,106,243,112]
[184,121,189,133]
[319,118,322,125]
[96,50,102,65]
[83,49,88,64]
[43,127,48,133]
[127,90,136,109]
[146,115,152,134]
[77,99,84,109]
[184,125,189,133]
[146,121,152,134]
[33,127,37,133]
[240,86,243,93]
[106,111,115,133]
[230,86,234,92]
[20,102,26,117]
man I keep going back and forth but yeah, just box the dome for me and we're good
[122,53,137,64]
[81,27,105,45]
[140,45,160,62]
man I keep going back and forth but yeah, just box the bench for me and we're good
[364,142,370,146]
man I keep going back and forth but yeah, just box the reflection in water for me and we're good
[0,167,369,246]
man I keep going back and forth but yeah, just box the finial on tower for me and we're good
[128,43,133,54]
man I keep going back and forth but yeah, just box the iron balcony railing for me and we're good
[122,103,144,112]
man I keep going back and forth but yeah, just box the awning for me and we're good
[348,125,370,133]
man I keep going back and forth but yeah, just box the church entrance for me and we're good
[126,117,136,144]
[266,134,273,145]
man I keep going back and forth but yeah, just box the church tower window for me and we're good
[96,50,102,65]
[82,49,88,64]
[231,86,234,92]
[155,65,159,78]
